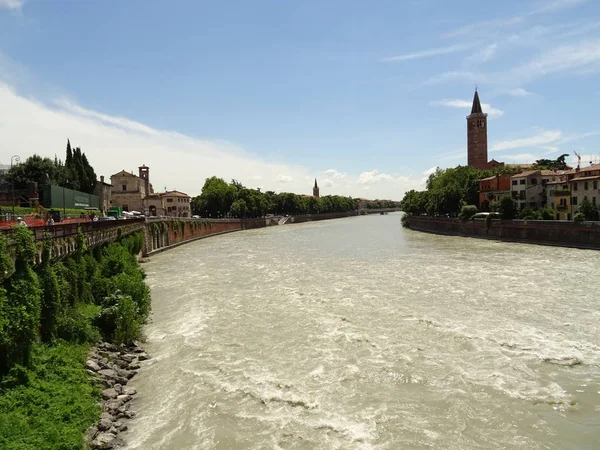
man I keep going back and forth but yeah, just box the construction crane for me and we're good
[574,151,581,170]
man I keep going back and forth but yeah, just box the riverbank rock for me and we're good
[84,341,151,449]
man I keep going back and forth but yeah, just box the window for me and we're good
[531,178,537,185]
[584,182,589,190]
[573,182,578,191]
[593,197,597,206]
[572,196,578,206]
[123,205,128,211]
[512,180,517,186]
[167,198,173,203]
[520,179,525,185]
[519,190,526,200]
[594,181,598,190]
[122,184,127,191]
[584,196,588,201]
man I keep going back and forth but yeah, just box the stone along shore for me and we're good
[84,341,150,449]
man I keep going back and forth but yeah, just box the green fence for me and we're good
[40,185,100,210]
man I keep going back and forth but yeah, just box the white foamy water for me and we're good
[124,213,600,449]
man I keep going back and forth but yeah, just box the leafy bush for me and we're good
[95,292,141,344]
[400,213,410,228]
[519,206,541,220]
[56,304,101,344]
[573,211,586,223]
[458,205,477,221]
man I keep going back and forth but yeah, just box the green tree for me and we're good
[578,198,599,221]
[192,177,236,217]
[499,196,516,220]
[230,199,248,218]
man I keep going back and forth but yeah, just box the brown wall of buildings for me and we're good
[405,215,600,250]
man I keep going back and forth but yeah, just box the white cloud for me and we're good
[0,0,23,10]
[490,129,562,152]
[438,148,465,161]
[512,39,600,83]
[324,169,347,179]
[465,44,498,63]
[322,179,334,187]
[444,0,587,38]
[275,175,294,183]
[444,16,525,38]
[357,170,394,185]
[423,71,486,85]
[497,153,540,163]
[430,99,504,118]
[0,82,425,200]
[508,88,533,96]
[533,0,588,14]
[423,167,438,176]
[381,45,468,62]
[556,131,600,145]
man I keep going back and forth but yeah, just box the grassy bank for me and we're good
[0,343,100,450]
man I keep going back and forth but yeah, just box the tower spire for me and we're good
[471,89,483,114]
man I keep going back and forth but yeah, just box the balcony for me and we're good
[552,190,570,197]
[556,204,568,211]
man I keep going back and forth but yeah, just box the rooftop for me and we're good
[161,190,190,197]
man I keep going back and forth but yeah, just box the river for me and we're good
[124,213,600,449]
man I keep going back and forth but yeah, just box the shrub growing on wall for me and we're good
[0,227,42,372]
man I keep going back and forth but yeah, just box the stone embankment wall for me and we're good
[287,211,359,224]
[142,212,363,255]
[143,218,266,256]
[405,216,600,250]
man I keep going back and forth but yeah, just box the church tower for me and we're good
[313,179,320,198]
[467,89,488,170]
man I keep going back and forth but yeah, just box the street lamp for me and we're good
[63,179,69,218]
[10,155,20,218]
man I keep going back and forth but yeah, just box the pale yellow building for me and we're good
[162,190,191,217]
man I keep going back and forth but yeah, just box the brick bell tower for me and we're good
[467,89,488,170]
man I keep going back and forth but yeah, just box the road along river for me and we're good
[124,213,600,449]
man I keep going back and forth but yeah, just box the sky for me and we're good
[1,0,599,200]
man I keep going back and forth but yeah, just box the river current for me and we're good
[125,213,600,449]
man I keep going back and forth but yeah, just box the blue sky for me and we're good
[1,0,599,199]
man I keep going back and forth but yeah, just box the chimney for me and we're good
[100,175,105,183]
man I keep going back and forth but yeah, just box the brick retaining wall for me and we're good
[405,216,600,250]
